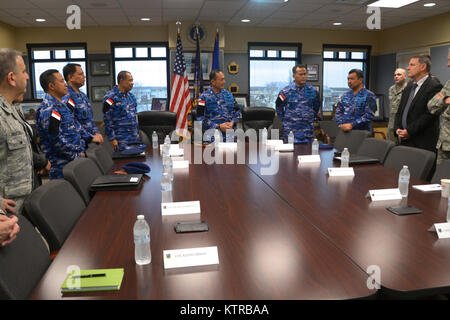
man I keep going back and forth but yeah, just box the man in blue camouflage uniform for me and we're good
[103,71,145,151]
[196,70,241,142]
[63,63,103,145]
[335,69,376,132]
[36,70,88,179]
[276,64,320,143]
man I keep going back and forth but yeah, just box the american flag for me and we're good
[169,33,191,138]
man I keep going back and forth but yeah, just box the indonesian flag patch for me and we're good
[67,99,75,108]
[198,100,205,107]
[106,98,114,106]
[51,110,61,121]
[279,93,286,102]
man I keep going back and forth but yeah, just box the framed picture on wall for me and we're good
[307,64,319,81]
[184,52,212,80]
[152,98,167,111]
[234,93,248,109]
[91,60,110,76]
[91,86,110,102]
[19,99,42,125]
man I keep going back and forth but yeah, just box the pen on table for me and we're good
[70,273,106,279]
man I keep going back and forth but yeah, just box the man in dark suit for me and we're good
[394,55,443,152]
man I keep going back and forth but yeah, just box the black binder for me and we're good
[334,154,380,165]
[112,151,146,160]
[90,174,143,191]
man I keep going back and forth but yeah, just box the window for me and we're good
[27,43,87,99]
[111,42,169,113]
[248,43,301,109]
[322,45,371,112]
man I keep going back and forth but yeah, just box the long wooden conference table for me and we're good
[31,143,450,299]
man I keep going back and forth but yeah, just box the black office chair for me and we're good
[138,111,177,144]
[23,179,86,252]
[431,159,450,184]
[63,158,103,205]
[241,107,284,141]
[0,215,51,300]
[319,120,340,144]
[85,144,114,174]
[383,146,436,181]
[139,129,151,146]
[333,130,371,154]
[356,138,395,165]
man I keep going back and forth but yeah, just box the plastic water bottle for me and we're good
[161,172,173,203]
[312,138,319,155]
[341,148,350,168]
[214,129,221,145]
[133,215,151,265]
[152,131,158,149]
[163,155,173,181]
[261,127,268,144]
[398,165,410,197]
[446,198,450,223]
[288,131,294,144]
[162,135,170,157]
[164,135,171,145]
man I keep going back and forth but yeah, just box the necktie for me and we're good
[401,83,418,129]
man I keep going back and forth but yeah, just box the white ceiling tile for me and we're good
[163,0,205,9]
[117,0,163,8]
[202,0,244,11]
[123,8,162,16]
[0,0,35,9]
[84,8,127,17]
[28,0,75,9]
[74,0,121,9]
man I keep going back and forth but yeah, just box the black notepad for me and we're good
[90,174,143,191]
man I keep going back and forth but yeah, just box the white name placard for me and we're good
[169,149,184,157]
[130,177,139,183]
[218,142,237,149]
[172,160,189,169]
[328,167,354,177]
[163,246,219,269]
[298,155,321,163]
[160,144,180,151]
[274,144,294,151]
[265,140,284,146]
[366,188,402,201]
[161,201,201,216]
[412,184,442,192]
[429,223,450,239]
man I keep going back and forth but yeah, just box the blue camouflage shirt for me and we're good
[36,93,86,179]
[65,85,99,138]
[276,83,320,143]
[103,86,144,151]
[196,87,242,142]
[335,87,376,131]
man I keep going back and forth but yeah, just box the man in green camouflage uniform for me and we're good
[0,48,33,214]
[427,50,450,164]
[387,68,407,143]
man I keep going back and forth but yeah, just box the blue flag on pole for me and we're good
[212,30,219,71]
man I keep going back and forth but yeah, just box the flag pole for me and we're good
[176,20,181,35]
